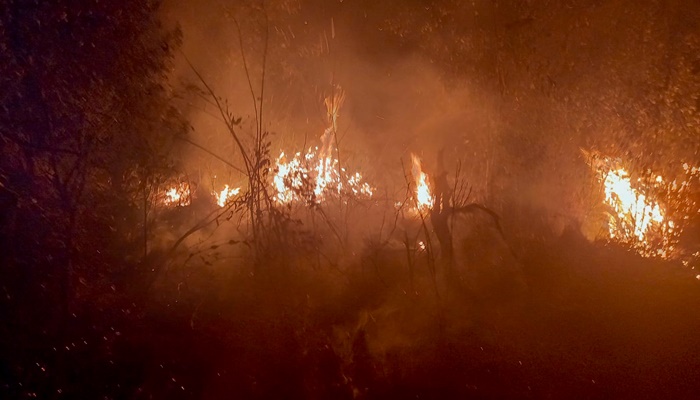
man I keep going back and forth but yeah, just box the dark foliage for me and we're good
[1,0,186,397]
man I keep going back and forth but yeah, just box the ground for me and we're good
[3,220,700,399]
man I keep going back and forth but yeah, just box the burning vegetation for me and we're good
[213,184,241,208]
[585,150,700,264]
[159,88,373,209]
[162,182,192,207]
[2,0,700,399]
[410,153,434,213]
[271,88,374,205]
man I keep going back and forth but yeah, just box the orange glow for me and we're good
[162,182,191,207]
[410,153,433,212]
[271,88,373,205]
[584,151,692,259]
[213,184,240,208]
[603,167,665,242]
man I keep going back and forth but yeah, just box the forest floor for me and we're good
[2,223,700,399]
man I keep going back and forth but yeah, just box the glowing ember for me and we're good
[271,88,373,205]
[162,182,191,207]
[410,153,433,212]
[214,184,240,207]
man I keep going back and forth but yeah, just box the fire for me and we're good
[324,87,345,132]
[214,184,240,208]
[272,147,373,204]
[163,89,371,211]
[271,88,373,205]
[603,167,665,242]
[584,151,695,259]
[410,153,433,212]
[162,182,191,207]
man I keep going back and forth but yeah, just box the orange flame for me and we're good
[213,184,240,208]
[162,182,191,207]
[272,88,373,205]
[410,153,433,212]
[584,151,687,258]
[602,168,665,242]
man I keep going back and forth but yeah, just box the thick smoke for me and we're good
[160,0,504,209]
[160,0,700,242]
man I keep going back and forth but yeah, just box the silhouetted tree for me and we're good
[0,0,185,330]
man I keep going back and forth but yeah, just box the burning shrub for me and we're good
[585,150,700,263]
[271,88,373,206]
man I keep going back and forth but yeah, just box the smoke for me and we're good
[158,0,700,243]
[143,3,700,388]
[159,0,504,204]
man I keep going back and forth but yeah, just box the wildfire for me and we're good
[162,89,372,210]
[583,151,697,259]
[602,168,665,242]
[410,153,433,212]
[272,147,373,205]
[162,182,191,207]
[214,184,241,208]
[271,88,373,205]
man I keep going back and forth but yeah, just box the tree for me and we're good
[0,0,185,326]
[379,0,699,231]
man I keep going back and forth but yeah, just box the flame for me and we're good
[410,153,433,212]
[603,168,665,242]
[214,184,240,207]
[583,151,695,259]
[272,147,373,204]
[271,88,373,205]
[162,182,191,207]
